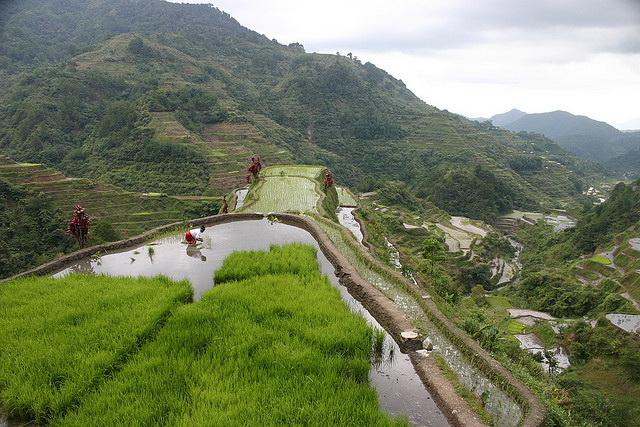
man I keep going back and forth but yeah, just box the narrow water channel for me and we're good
[336,206,364,244]
[52,218,448,426]
[336,207,524,426]
[235,188,248,210]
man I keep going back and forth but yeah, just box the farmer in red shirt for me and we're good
[185,225,205,245]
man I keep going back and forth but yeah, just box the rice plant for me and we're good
[54,245,406,426]
[0,274,192,421]
[262,165,324,179]
[336,186,358,207]
[213,243,320,283]
[241,176,321,213]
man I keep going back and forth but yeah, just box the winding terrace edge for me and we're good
[1,212,546,427]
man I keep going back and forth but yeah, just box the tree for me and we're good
[323,170,334,189]
[470,284,487,306]
[246,156,262,184]
[221,195,229,213]
[66,205,91,248]
[421,238,446,274]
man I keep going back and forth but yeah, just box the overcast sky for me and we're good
[168,0,640,129]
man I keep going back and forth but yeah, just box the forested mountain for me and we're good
[0,0,605,221]
[604,146,640,173]
[488,108,526,127]
[496,110,640,165]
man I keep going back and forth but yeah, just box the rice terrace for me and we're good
[0,164,553,426]
[1,2,639,425]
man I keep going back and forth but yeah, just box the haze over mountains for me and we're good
[475,109,640,169]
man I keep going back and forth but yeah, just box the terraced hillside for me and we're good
[0,17,606,218]
[399,114,598,211]
[149,109,294,193]
[0,157,213,237]
[572,240,640,310]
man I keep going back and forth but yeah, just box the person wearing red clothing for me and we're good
[185,225,205,244]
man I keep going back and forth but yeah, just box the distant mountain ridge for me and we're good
[502,111,620,140]
[489,108,526,127]
[481,109,640,166]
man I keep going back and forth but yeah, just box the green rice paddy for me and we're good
[213,243,320,283]
[337,186,358,207]
[486,296,512,310]
[51,244,404,426]
[508,321,527,335]
[0,244,404,425]
[261,165,324,179]
[242,175,321,213]
[589,255,612,265]
[0,274,192,421]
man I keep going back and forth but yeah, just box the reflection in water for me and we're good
[52,218,447,426]
[186,245,207,261]
[68,258,98,275]
[370,333,396,370]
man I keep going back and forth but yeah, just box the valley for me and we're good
[1,1,639,426]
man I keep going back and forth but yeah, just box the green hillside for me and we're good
[604,146,640,174]
[0,0,605,220]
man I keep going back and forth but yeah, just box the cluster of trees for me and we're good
[0,0,252,72]
[505,271,631,317]
[0,180,72,278]
[572,180,640,252]
[416,165,525,221]
[0,66,214,195]
[65,100,211,194]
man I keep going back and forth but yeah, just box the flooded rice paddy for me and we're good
[234,188,249,210]
[508,309,571,372]
[606,314,640,333]
[53,218,448,426]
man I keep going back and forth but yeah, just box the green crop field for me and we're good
[589,255,612,265]
[213,243,321,283]
[242,175,321,213]
[486,296,512,310]
[0,274,192,421]
[261,165,324,179]
[508,320,527,335]
[53,244,405,426]
[337,186,358,207]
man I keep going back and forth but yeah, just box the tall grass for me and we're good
[55,245,405,426]
[0,274,192,421]
[213,243,320,283]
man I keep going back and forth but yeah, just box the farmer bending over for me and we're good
[185,225,206,245]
